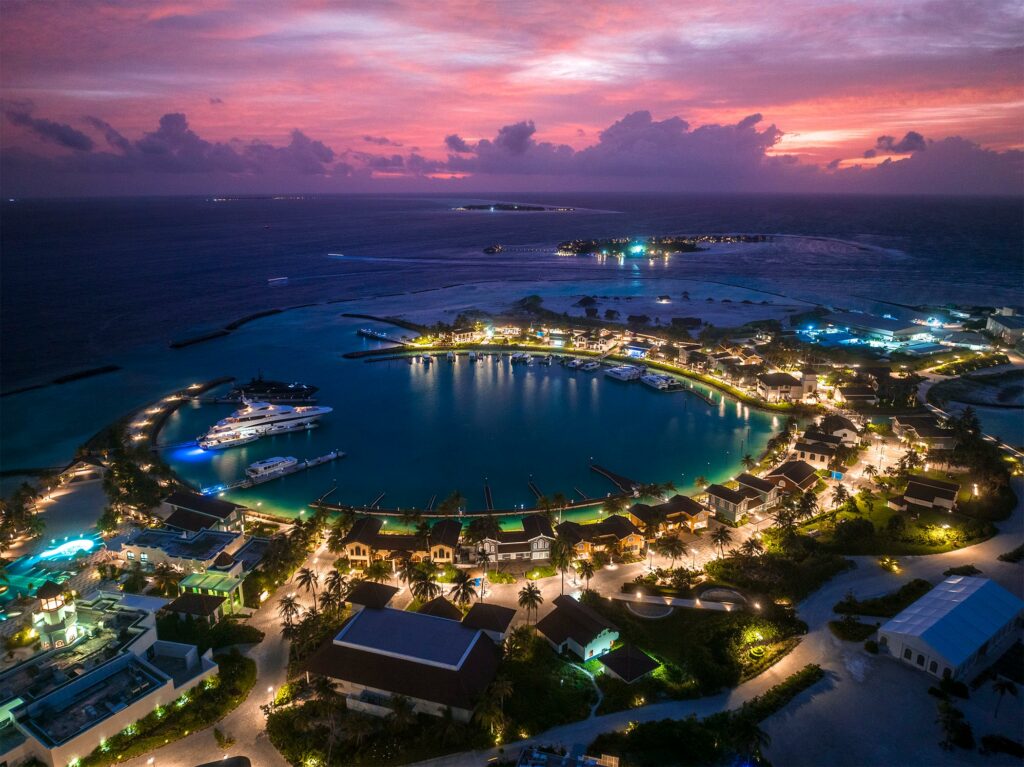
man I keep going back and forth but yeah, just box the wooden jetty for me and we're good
[200,450,344,493]
[484,482,495,511]
[358,328,414,346]
[590,464,638,493]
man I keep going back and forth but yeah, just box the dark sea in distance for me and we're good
[1,193,1022,390]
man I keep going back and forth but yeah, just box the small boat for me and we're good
[246,456,299,479]
[199,431,259,450]
[641,373,673,390]
[267,277,289,287]
[483,244,504,254]
[510,352,527,363]
[539,355,553,365]
[580,361,601,372]
[605,365,643,381]
[446,351,456,362]
[565,358,582,369]
[524,354,534,365]
[468,352,478,362]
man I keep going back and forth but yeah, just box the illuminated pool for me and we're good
[38,537,97,560]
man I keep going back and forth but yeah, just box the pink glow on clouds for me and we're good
[1,0,1021,194]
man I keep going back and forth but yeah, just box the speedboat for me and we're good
[565,358,582,369]
[246,456,298,479]
[446,351,456,362]
[580,360,601,372]
[641,373,673,390]
[539,355,553,365]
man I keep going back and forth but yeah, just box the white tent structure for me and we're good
[879,576,1023,681]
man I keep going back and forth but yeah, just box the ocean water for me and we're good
[1,194,1020,510]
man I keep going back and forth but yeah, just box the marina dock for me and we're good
[590,464,639,493]
[483,482,494,511]
[201,450,344,494]
[527,479,543,499]
[357,328,414,346]
[369,491,386,508]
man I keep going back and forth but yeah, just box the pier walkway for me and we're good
[483,482,494,511]
[357,328,414,346]
[201,451,344,494]
[590,464,639,493]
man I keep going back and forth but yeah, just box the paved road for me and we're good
[410,478,1024,767]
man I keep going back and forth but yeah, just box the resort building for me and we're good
[340,517,462,568]
[345,581,399,613]
[165,592,232,625]
[765,460,819,492]
[986,309,1024,344]
[0,590,217,767]
[480,514,555,562]
[462,603,517,643]
[818,414,860,446]
[177,571,245,615]
[891,414,957,451]
[57,455,106,485]
[791,440,836,469]
[113,526,247,574]
[835,385,879,406]
[628,495,709,534]
[878,576,1023,681]
[160,490,247,533]
[623,340,654,359]
[418,596,464,621]
[597,644,659,684]
[756,372,802,402]
[305,605,501,722]
[825,311,921,341]
[888,476,961,513]
[556,516,645,560]
[704,484,768,525]
[736,473,780,508]
[31,581,77,651]
[536,595,619,660]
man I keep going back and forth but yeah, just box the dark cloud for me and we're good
[826,158,841,170]
[4,107,93,151]
[209,97,224,105]
[362,134,402,146]
[444,133,472,153]
[874,131,928,154]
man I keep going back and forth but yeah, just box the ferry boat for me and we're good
[246,456,299,479]
[605,365,643,381]
[201,400,332,446]
[580,360,601,372]
[199,431,259,450]
[641,373,674,390]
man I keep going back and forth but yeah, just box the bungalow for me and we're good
[160,491,247,533]
[305,607,500,722]
[766,460,819,493]
[536,595,619,660]
[346,581,399,613]
[177,571,245,615]
[835,385,879,406]
[888,476,961,513]
[801,429,844,449]
[556,515,645,559]
[166,592,229,625]
[756,372,802,403]
[986,311,1024,344]
[891,414,957,451]
[114,527,246,575]
[58,455,106,484]
[818,414,860,446]
[628,495,709,534]
[481,514,555,562]
[597,644,659,684]
[704,484,767,525]
[450,327,483,344]
[792,440,836,470]
[623,339,654,359]
[462,603,517,643]
[418,596,464,621]
[685,351,710,371]
[340,517,463,568]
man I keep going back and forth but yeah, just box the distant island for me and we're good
[452,203,575,212]
[557,233,773,257]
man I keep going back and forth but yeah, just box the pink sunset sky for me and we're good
[1,0,1022,195]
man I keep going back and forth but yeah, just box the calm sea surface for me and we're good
[1,194,1020,511]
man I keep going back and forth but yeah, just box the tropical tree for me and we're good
[319,589,342,615]
[730,716,772,760]
[992,678,1018,719]
[575,559,596,591]
[551,492,569,524]
[739,537,764,559]
[410,569,442,602]
[295,567,319,603]
[448,570,478,607]
[741,454,756,471]
[475,547,492,581]
[603,495,628,516]
[798,489,819,520]
[437,491,465,517]
[396,557,419,588]
[363,560,391,583]
[414,520,433,554]
[694,475,709,489]
[489,676,514,717]
[654,535,685,569]
[277,594,301,629]
[323,568,347,600]
[832,483,850,510]
[326,511,355,552]
[550,539,574,595]
[517,582,543,625]
[710,526,733,558]
[150,562,179,597]
[344,714,378,748]
[387,695,417,734]
[862,464,878,480]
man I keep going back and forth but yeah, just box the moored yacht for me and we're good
[200,400,332,448]
[580,360,601,372]
[605,365,643,381]
[641,373,674,390]
[246,456,299,479]
[199,431,259,450]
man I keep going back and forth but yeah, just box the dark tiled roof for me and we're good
[821,414,858,434]
[164,491,244,520]
[36,581,63,600]
[839,385,877,398]
[304,631,499,710]
[521,514,555,539]
[794,441,836,457]
[346,581,398,609]
[342,517,384,546]
[802,430,843,446]
[462,603,516,634]
[630,495,706,526]
[766,460,818,487]
[536,595,618,648]
[167,592,225,617]
[211,551,235,570]
[598,644,659,683]
[164,508,216,534]
[556,515,640,546]
[758,372,801,387]
[705,484,744,505]
[736,473,774,493]
[418,596,463,621]
[430,519,463,549]
[905,478,959,503]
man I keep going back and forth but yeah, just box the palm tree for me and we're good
[475,547,492,583]
[798,489,819,520]
[551,492,569,524]
[410,569,441,602]
[741,454,756,471]
[448,570,478,607]
[517,582,543,624]
[992,678,1018,719]
[730,716,771,760]
[319,589,341,615]
[739,537,764,559]
[710,526,733,558]
[387,695,417,733]
[437,491,465,518]
[832,483,849,510]
[489,676,514,717]
[150,562,179,597]
[323,568,347,599]
[295,567,319,603]
[550,539,574,595]
[344,714,377,748]
[862,464,878,480]
[505,624,534,659]
[694,475,709,490]
[603,495,628,516]
[396,557,419,588]
[575,559,596,591]
[414,520,433,555]
[364,559,391,583]
[277,594,301,629]
[654,535,685,569]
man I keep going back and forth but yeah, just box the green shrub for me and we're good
[834,579,932,617]
[943,564,981,576]
[827,616,877,642]
[998,543,1024,563]
[864,639,879,654]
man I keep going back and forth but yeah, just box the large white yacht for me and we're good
[246,456,299,479]
[199,400,332,449]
